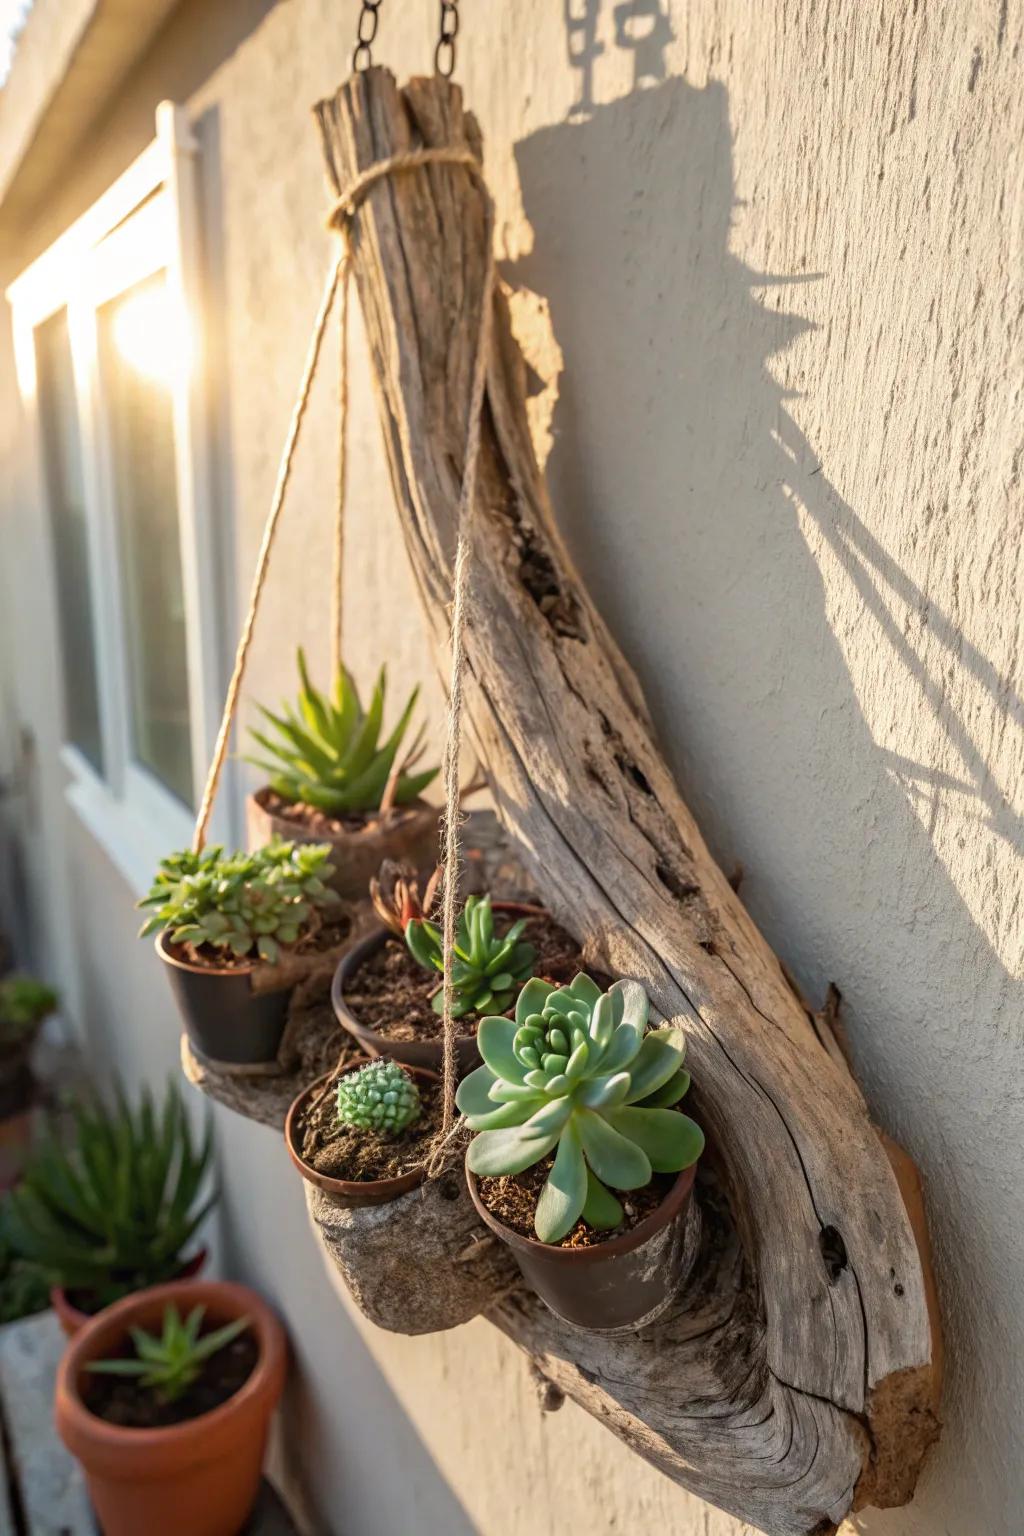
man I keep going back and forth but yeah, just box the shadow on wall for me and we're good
[508,11,1021,1532]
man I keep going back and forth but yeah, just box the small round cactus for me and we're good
[336,1059,421,1135]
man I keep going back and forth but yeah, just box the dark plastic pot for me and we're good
[331,902,549,1074]
[467,1159,698,1332]
[51,1248,209,1338]
[285,1061,438,1208]
[156,933,290,1066]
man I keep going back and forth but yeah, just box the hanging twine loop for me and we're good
[192,141,495,1160]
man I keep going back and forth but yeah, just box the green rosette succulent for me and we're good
[138,837,340,965]
[247,648,438,816]
[405,893,536,1018]
[336,1059,421,1134]
[458,974,704,1243]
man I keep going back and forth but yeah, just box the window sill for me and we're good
[62,749,193,900]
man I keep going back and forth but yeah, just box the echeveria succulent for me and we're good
[336,1059,421,1135]
[138,837,340,965]
[247,648,438,815]
[458,974,703,1243]
[405,893,536,1018]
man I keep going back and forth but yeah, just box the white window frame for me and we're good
[7,102,233,895]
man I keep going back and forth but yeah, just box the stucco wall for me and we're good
[1,2,1021,1533]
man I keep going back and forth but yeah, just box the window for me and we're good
[8,103,231,892]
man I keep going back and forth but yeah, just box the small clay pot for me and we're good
[466,1160,698,1333]
[55,1278,286,1536]
[331,902,548,1073]
[285,1061,439,1208]
[246,788,440,899]
[156,932,290,1066]
[51,1248,209,1338]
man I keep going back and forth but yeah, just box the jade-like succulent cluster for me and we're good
[87,1304,249,1404]
[458,974,704,1243]
[336,1059,421,1135]
[247,648,438,816]
[0,975,58,1043]
[405,893,536,1019]
[138,837,340,965]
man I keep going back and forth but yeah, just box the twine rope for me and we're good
[192,144,495,1152]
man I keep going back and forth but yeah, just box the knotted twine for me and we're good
[191,144,496,1153]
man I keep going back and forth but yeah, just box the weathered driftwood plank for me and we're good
[314,68,941,1536]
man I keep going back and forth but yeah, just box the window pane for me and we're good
[97,272,193,808]
[35,310,104,772]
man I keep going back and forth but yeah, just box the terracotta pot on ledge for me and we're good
[246,787,440,899]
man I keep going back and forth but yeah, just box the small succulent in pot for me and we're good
[138,837,340,966]
[247,649,438,816]
[0,975,58,1045]
[458,974,704,1243]
[86,1304,250,1405]
[369,859,442,937]
[405,893,536,1018]
[336,1058,422,1134]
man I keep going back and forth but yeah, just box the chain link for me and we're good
[435,1,458,77]
[353,0,382,72]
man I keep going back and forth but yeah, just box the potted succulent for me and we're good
[460,974,704,1331]
[286,1055,440,1206]
[140,836,345,1065]
[0,973,57,1109]
[333,878,585,1072]
[245,649,440,896]
[6,1083,213,1334]
[56,1279,286,1536]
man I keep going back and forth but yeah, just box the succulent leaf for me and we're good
[466,974,703,1243]
[406,896,536,1019]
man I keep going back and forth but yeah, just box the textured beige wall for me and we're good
[1,2,1022,1534]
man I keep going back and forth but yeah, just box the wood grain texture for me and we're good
[312,66,941,1536]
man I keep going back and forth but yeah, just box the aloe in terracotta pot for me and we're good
[245,649,440,896]
[56,1279,286,1536]
[5,1083,214,1333]
[461,974,704,1331]
[140,837,344,1065]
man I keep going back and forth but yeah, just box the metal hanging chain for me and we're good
[435,0,459,77]
[353,0,383,72]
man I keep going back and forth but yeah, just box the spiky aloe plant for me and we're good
[138,837,339,965]
[458,975,703,1243]
[87,1305,250,1404]
[336,1059,421,1134]
[405,893,537,1019]
[247,649,438,816]
[5,1083,214,1308]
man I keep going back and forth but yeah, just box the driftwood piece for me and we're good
[305,1151,518,1334]
[314,68,941,1536]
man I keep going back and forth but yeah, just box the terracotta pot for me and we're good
[331,902,549,1073]
[156,932,290,1066]
[52,1248,209,1338]
[246,788,440,899]
[467,1159,698,1332]
[285,1061,439,1207]
[56,1278,286,1536]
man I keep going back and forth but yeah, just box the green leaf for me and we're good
[467,1124,560,1177]
[405,919,441,974]
[577,1109,651,1190]
[595,1022,644,1075]
[566,974,603,1010]
[581,1168,624,1230]
[636,1068,691,1108]
[454,1065,498,1118]
[515,978,554,1026]
[610,978,649,1034]
[477,1016,527,1084]
[535,1122,587,1243]
[623,1029,687,1103]
[604,1108,704,1172]
[343,667,386,777]
[577,1071,632,1109]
